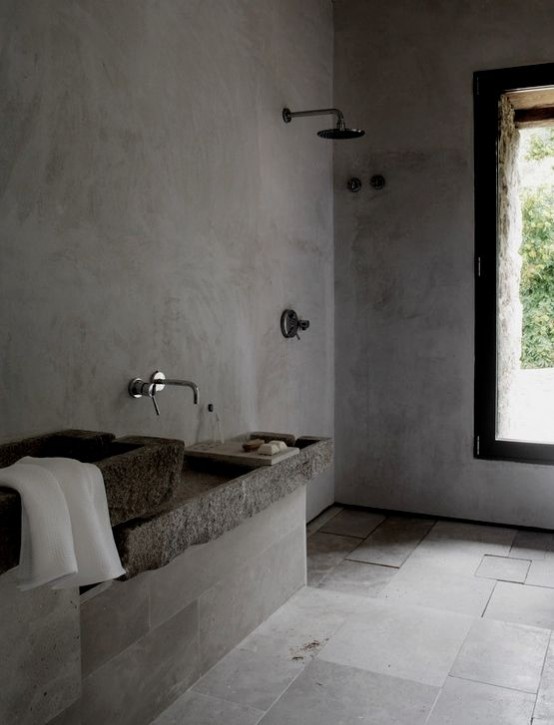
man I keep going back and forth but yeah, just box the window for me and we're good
[475,63,554,464]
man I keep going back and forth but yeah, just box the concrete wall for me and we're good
[334,0,554,528]
[0,0,334,520]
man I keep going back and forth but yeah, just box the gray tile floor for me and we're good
[151,507,554,724]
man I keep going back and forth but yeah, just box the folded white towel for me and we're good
[0,461,78,590]
[22,457,126,588]
[0,457,125,590]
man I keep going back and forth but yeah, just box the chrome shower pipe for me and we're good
[282,107,346,130]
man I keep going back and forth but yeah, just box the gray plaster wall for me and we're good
[0,0,334,520]
[334,0,554,528]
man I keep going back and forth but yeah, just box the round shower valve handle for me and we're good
[347,177,362,193]
[281,309,310,340]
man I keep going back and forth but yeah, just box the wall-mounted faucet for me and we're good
[128,370,199,416]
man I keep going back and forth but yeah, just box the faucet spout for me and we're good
[158,378,200,405]
[128,370,200,415]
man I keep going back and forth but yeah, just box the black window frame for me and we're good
[474,62,554,465]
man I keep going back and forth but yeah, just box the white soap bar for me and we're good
[268,440,287,452]
[259,443,280,456]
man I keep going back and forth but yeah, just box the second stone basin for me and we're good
[151,431,313,513]
[113,433,333,578]
[153,458,250,511]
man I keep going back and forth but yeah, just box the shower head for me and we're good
[317,127,365,139]
[282,107,364,140]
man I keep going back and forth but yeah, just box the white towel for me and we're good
[0,461,78,590]
[22,457,126,588]
[0,457,125,590]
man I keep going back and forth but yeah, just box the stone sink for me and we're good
[114,432,332,578]
[0,429,185,574]
[0,430,332,580]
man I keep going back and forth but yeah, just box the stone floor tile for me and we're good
[347,516,435,567]
[484,581,554,629]
[405,537,490,576]
[406,521,514,577]
[319,509,385,539]
[475,554,530,583]
[378,559,495,616]
[509,531,554,561]
[240,586,362,664]
[527,560,554,588]
[258,659,438,725]
[307,532,362,585]
[426,521,516,551]
[150,691,263,725]
[319,599,472,686]
[425,677,535,725]
[450,618,549,693]
[318,560,397,597]
[306,506,343,536]
[193,647,302,711]
[534,636,554,721]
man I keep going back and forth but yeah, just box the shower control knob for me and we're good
[281,309,310,340]
[370,174,386,190]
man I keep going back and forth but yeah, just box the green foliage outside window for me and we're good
[525,128,554,162]
[520,183,554,367]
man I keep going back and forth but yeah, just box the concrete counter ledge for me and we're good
[114,435,332,579]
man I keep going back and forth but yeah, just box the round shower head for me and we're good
[317,127,365,140]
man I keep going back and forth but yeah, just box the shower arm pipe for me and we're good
[282,107,346,130]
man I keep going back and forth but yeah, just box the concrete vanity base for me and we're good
[0,432,330,725]
[0,571,80,725]
[39,486,307,725]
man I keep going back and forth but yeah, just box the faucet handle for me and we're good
[128,369,200,414]
[151,371,166,390]
[150,372,166,416]
[128,378,150,397]
[128,377,161,416]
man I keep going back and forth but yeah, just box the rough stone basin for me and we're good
[0,429,184,574]
[114,433,333,578]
